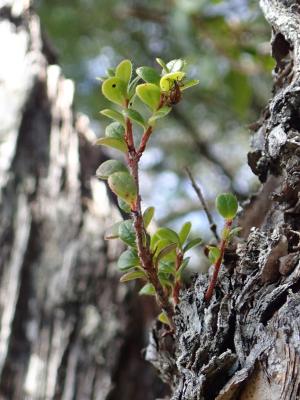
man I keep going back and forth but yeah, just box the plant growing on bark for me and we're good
[205,193,239,301]
[96,58,238,328]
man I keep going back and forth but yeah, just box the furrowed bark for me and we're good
[147,1,300,399]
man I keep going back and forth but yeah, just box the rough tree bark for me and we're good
[147,1,300,399]
[0,1,166,399]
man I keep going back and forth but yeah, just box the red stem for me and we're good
[205,219,232,302]
[124,114,174,328]
[173,252,183,305]
[138,126,152,155]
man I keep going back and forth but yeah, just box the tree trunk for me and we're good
[148,1,300,399]
[0,2,166,399]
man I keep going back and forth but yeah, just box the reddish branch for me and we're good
[173,252,183,305]
[124,115,175,328]
[205,219,232,301]
[138,126,153,155]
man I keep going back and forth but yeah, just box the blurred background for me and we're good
[37,0,273,244]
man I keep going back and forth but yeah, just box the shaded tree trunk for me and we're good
[148,1,300,399]
[0,1,166,399]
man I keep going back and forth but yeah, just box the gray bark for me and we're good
[147,1,300,399]
[0,1,165,399]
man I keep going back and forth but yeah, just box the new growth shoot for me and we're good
[96,57,239,330]
[96,58,199,329]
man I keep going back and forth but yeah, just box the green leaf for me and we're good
[123,109,146,128]
[228,227,242,240]
[155,243,177,267]
[156,227,179,245]
[166,59,185,73]
[160,71,185,92]
[176,257,190,279]
[143,207,155,228]
[183,237,202,253]
[158,272,173,288]
[104,221,122,240]
[180,79,200,91]
[118,197,131,213]
[157,312,170,326]
[179,222,192,245]
[128,76,141,98]
[152,238,171,254]
[118,219,136,247]
[115,59,132,86]
[136,83,161,111]
[95,137,127,153]
[216,193,238,220]
[96,160,128,180]
[120,270,145,283]
[156,58,169,73]
[100,109,125,126]
[139,283,156,296]
[207,246,221,264]
[106,68,115,77]
[105,122,125,139]
[102,77,127,106]
[108,172,137,205]
[158,260,175,275]
[117,249,139,271]
[148,106,171,125]
[136,66,161,85]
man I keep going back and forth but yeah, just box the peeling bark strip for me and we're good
[148,1,300,399]
[0,1,166,399]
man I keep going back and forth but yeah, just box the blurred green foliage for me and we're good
[37,0,273,231]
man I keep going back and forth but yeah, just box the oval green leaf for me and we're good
[207,246,221,264]
[118,219,136,247]
[183,237,202,253]
[128,76,141,98]
[159,260,175,275]
[136,66,161,85]
[95,137,127,153]
[155,243,177,267]
[228,227,242,240]
[139,283,156,296]
[100,109,125,126]
[179,221,192,245]
[136,83,161,111]
[96,160,128,180]
[104,221,122,240]
[156,58,169,73]
[156,227,179,245]
[105,122,125,139]
[180,79,199,91]
[143,206,155,228]
[117,249,139,271]
[106,68,115,77]
[102,77,127,106]
[118,197,131,213]
[120,270,145,283]
[158,311,170,326]
[115,59,132,86]
[216,193,238,220]
[148,106,171,126]
[123,109,146,128]
[108,172,137,205]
